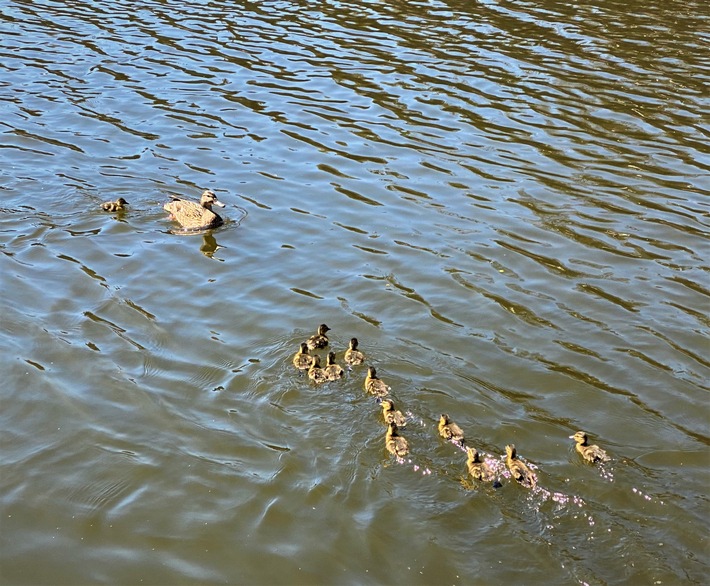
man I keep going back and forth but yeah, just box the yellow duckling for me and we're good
[438,414,465,445]
[385,422,409,458]
[292,342,314,371]
[364,366,389,397]
[306,324,330,350]
[101,197,128,211]
[307,355,327,385]
[163,189,225,231]
[344,337,365,366]
[466,447,495,482]
[381,399,406,427]
[323,351,344,381]
[570,431,609,463]
[505,444,537,488]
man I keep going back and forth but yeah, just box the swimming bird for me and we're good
[163,189,225,231]
[306,324,330,350]
[292,342,314,370]
[466,447,495,483]
[323,351,344,381]
[344,337,365,366]
[570,431,610,463]
[307,355,327,385]
[364,366,389,397]
[505,444,537,488]
[438,414,465,445]
[381,399,406,427]
[385,422,409,458]
[101,197,128,211]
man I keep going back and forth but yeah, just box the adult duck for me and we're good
[438,414,465,445]
[381,399,406,427]
[306,324,330,350]
[101,197,128,211]
[385,422,409,458]
[364,367,389,397]
[323,352,344,381]
[505,444,537,488]
[570,431,610,463]
[292,342,314,371]
[164,189,225,231]
[344,337,365,366]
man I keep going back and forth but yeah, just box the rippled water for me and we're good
[1,0,708,584]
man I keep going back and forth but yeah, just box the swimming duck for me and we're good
[385,422,409,458]
[505,444,537,488]
[570,431,609,463]
[101,197,128,211]
[381,399,406,427]
[307,355,328,385]
[163,189,225,231]
[364,366,389,397]
[344,337,365,366]
[466,447,496,482]
[323,351,345,381]
[306,324,330,350]
[438,414,465,445]
[292,342,314,370]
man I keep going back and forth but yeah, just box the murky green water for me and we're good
[1,0,708,584]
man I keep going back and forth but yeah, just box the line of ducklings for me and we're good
[292,324,610,489]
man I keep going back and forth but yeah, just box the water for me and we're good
[1,0,708,584]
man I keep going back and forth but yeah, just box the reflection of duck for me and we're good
[570,431,609,463]
[381,399,406,427]
[344,337,365,366]
[324,351,344,381]
[308,355,327,384]
[292,342,314,370]
[364,367,389,397]
[101,197,128,211]
[505,444,537,488]
[164,189,225,231]
[466,447,495,482]
[438,414,465,445]
[306,324,330,350]
[385,422,409,458]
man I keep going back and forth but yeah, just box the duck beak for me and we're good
[568,435,575,439]
[213,199,226,208]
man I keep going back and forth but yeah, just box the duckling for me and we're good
[466,447,496,483]
[306,324,330,350]
[344,337,365,366]
[570,431,609,463]
[438,414,465,445]
[505,444,537,488]
[323,351,344,381]
[307,355,327,385]
[163,189,225,231]
[364,366,389,397]
[381,399,406,427]
[292,342,314,371]
[385,422,409,458]
[101,197,128,212]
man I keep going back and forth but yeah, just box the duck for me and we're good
[323,351,344,381]
[306,324,330,350]
[438,414,465,445]
[307,355,328,385]
[364,366,389,397]
[163,189,225,231]
[381,399,406,427]
[570,431,609,463]
[101,197,128,211]
[505,444,537,488]
[385,422,409,458]
[292,342,314,371]
[466,447,496,483]
[344,337,365,366]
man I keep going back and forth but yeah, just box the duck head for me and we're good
[570,431,588,445]
[505,444,517,459]
[200,190,225,209]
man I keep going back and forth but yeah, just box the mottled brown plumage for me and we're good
[323,351,344,381]
[344,337,365,366]
[364,367,389,397]
[505,444,537,488]
[292,342,314,370]
[164,189,225,231]
[570,431,609,463]
[306,324,330,350]
[466,447,495,482]
[385,422,409,458]
[308,355,327,385]
[438,414,465,445]
[381,399,406,427]
[101,197,128,211]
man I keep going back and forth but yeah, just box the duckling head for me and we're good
[317,323,330,335]
[440,413,451,425]
[326,351,336,365]
[116,197,128,206]
[311,355,321,368]
[200,190,225,209]
[466,446,480,461]
[349,337,359,349]
[367,366,377,378]
[381,399,394,411]
[505,444,517,459]
[570,431,588,444]
[299,342,309,353]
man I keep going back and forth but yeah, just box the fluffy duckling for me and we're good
[466,447,496,483]
[505,444,537,488]
[364,367,389,397]
[306,324,330,350]
[570,431,609,463]
[164,189,225,231]
[381,399,406,427]
[307,355,327,385]
[323,351,344,381]
[101,197,128,211]
[292,342,314,370]
[385,422,409,458]
[344,337,365,366]
[438,414,465,445]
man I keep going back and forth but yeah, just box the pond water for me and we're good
[1,0,708,584]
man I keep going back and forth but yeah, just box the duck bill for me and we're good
[213,200,226,208]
